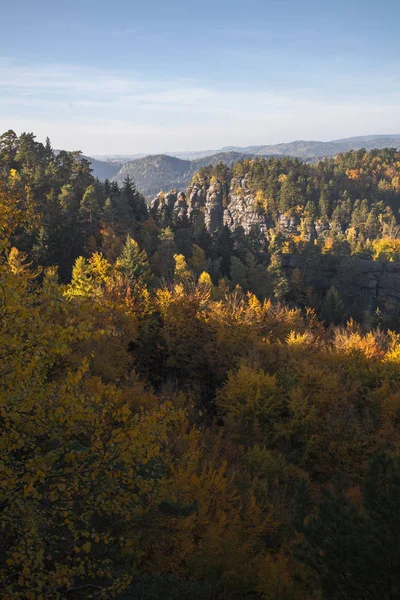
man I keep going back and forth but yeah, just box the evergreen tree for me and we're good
[279,178,297,213]
[123,175,148,222]
[230,256,248,290]
[212,226,234,277]
[321,286,345,325]
[123,175,137,213]
[79,184,101,239]
[151,227,176,281]
[0,129,18,171]
[44,136,53,162]
[246,253,272,300]
[102,197,116,224]
[295,452,400,600]
[116,234,152,288]
[267,252,289,301]
[80,184,100,224]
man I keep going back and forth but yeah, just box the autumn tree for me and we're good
[116,234,152,289]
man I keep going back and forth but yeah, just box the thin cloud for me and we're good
[1,57,399,154]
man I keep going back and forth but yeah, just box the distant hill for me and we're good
[87,135,400,193]
[112,151,253,198]
[221,135,400,160]
[169,149,219,160]
[91,153,146,161]
[83,156,123,180]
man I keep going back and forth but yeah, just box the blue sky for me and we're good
[1,0,400,155]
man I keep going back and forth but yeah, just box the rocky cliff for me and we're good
[149,174,316,238]
[150,174,275,235]
[149,174,400,322]
[282,254,400,320]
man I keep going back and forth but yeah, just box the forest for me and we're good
[1,129,400,599]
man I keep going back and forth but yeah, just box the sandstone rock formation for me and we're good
[149,174,400,322]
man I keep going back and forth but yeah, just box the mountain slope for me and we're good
[113,155,192,197]
[89,135,400,187]
[83,156,123,180]
[112,152,253,197]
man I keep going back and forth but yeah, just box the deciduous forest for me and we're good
[2,130,400,599]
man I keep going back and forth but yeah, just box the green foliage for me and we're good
[296,452,400,599]
[3,132,400,599]
[116,234,152,288]
[230,256,248,289]
[268,252,289,301]
[321,286,345,325]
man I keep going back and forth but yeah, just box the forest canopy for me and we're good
[1,130,400,599]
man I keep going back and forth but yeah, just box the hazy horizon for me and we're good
[90,133,400,160]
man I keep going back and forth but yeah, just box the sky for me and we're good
[1,0,400,155]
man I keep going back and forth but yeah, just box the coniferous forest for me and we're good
[2,129,400,599]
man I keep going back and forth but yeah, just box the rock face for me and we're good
[223,176,274,236]
[282,254,400,319]
[149,176,326,239]
[149,176,400,322]
[150,176,275,236]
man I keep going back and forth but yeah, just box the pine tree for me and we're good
[80,184,100,226]
[0,129,18,170]
[123,175,137,213]
[213,225,234,277]
[279,178,297,213]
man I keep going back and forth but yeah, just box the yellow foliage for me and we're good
[321,237,334,254]
[100,224,123,262]
[254,189,268,212]
[347,168,360,181]
[7,246,33,275]
[197,270,213,296]
[173,253,191,282]
[189,243,207,275]
[88,251,112,284]
[372,237,400,261]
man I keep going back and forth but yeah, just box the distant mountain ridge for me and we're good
[220,135,400,159]
[85,134,400,197]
